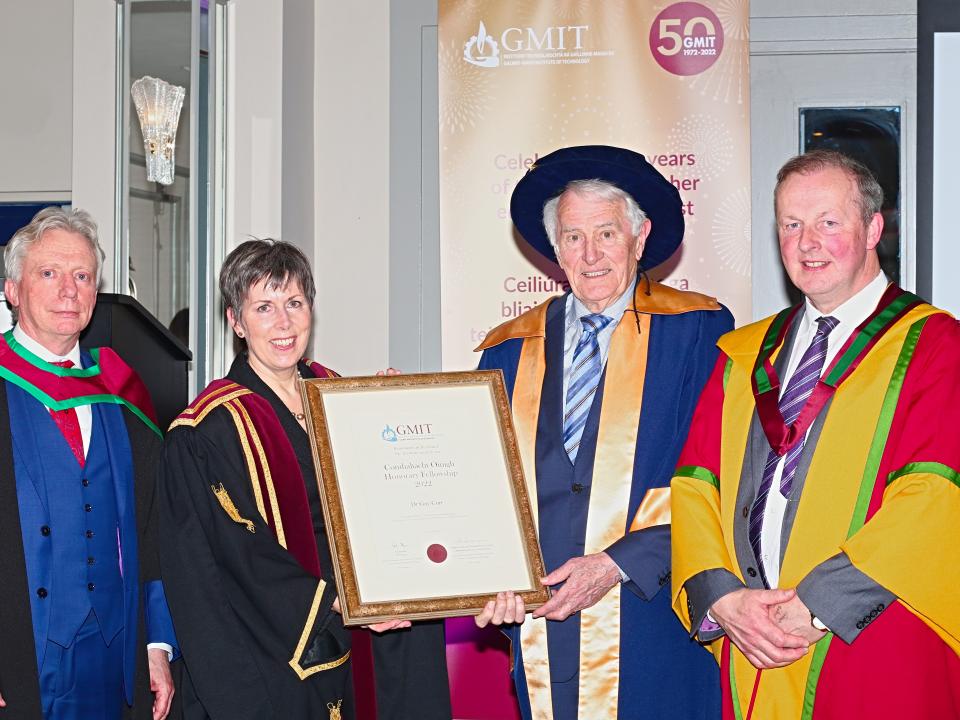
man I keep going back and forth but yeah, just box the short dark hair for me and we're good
[219,239,316,313]
[775,150,884,225]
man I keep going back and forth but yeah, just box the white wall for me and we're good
[0,1,73,199]
[0,0,119,289]
[750,0,917,318]
[312,1,391,374]
[73,0,121,291]
[932,32,960,314]
[219,0,391,375]
[281,0,315,267]
[219,0,392,375]
[227,0,284,243]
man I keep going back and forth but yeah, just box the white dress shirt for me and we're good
[759,272,889,587]
[13,324,91,454]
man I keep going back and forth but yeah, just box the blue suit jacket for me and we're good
[0,349,175,714]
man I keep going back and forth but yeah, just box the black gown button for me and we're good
[746,567,758,578]
[84,503,93,512]
[572,483,584,494]
[40,525,51,536]
[37,587,48,599]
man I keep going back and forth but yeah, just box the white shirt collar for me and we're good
[801,272,889,330]
[13,324,82,368]
[570,277,637,324]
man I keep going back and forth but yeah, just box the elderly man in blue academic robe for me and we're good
[474,146,732,719]
[0,207,177,720]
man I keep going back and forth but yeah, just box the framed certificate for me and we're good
[300,370,549,626]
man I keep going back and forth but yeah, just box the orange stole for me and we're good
[488,300,651,719]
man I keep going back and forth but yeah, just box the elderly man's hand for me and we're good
[769,593,827,645]
[475,591,526,628]
[376,368,402,376]
[710,588,809,670]
[531,552,621,622]
[148,648,174,720]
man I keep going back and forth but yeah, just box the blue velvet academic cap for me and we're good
[509,145,684,270]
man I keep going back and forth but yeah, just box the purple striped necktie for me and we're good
[748,315,838,585]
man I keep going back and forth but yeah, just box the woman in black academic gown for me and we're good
[158,240,451,720]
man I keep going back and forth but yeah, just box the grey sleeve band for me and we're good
[796,552,896,644]
[684,568,746,641]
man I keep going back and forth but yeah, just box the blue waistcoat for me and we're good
[8,379,141,698]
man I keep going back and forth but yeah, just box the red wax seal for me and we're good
[427,544,448,564]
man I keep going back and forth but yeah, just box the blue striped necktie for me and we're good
[563,313,613,462]
[748,315,838,586]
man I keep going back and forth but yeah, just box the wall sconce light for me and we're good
[131,75,186,185]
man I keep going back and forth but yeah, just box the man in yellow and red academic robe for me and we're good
[672,150,960,719]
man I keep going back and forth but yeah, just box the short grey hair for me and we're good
[542,179,648,250]
[5,206,105,284]
[775,150,884,225]
[219,238,316,313]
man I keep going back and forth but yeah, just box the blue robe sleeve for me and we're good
[478,339,523,398]
[606,306,735,601]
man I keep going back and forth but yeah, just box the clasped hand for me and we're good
[709,588,826,670]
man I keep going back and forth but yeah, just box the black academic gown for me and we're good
[159,355,451,720]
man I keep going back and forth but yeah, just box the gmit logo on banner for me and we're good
[463,21,500,67]
[463,20,590,68]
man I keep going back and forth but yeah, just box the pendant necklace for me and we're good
[290,368,306,421]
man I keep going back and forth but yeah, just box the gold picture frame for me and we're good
[300,370,549,626]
